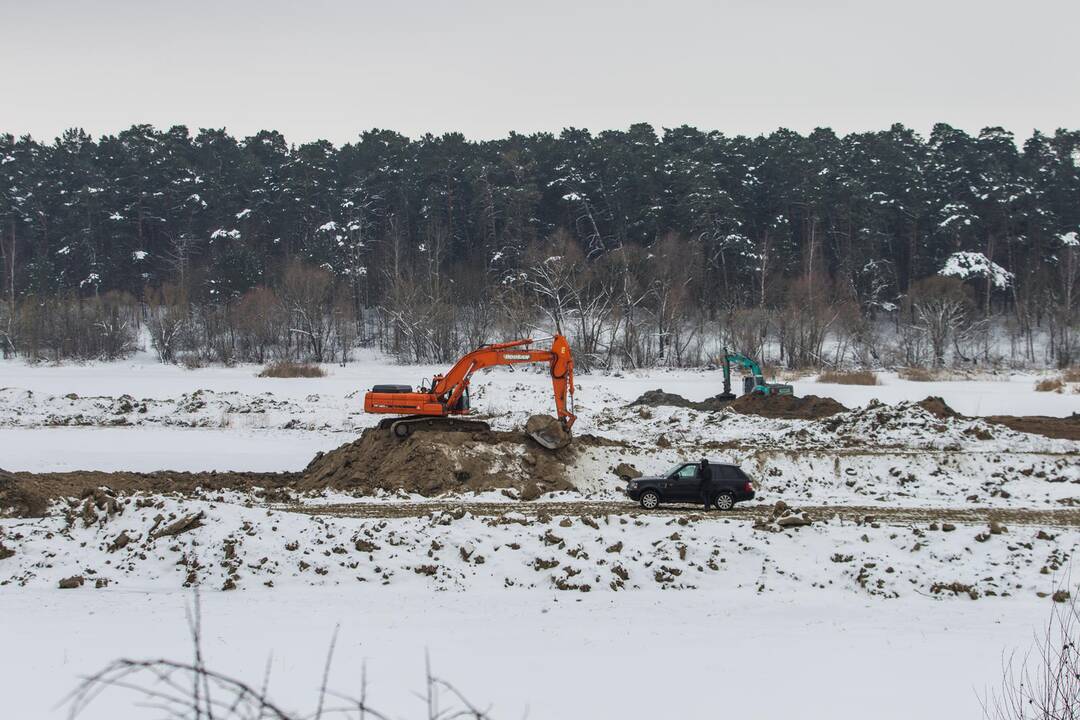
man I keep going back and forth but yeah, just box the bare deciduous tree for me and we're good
[67,592,498,720]
[907,277,974,368]
[279,261,337,363]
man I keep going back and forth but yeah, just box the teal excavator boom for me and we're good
[717,349,794,400]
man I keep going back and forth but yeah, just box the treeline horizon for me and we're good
[1,122,1078,368]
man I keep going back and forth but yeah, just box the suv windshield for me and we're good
[668,464,701,478]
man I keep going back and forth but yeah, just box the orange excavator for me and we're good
[363,334,576,449]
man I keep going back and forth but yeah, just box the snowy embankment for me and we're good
[3,491,1074,600]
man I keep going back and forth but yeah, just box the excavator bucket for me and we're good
[525,414,572,450]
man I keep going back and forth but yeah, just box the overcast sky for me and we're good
[3,0,1077,145]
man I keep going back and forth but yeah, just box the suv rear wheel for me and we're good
[639,490,660,510]
[714,492,735,511]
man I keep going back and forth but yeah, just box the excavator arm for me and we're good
[429,335,575,429]
[363,335,576,447]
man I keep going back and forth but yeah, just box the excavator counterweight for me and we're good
[363,335,576,449]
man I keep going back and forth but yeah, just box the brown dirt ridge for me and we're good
[3,468,299,518]
[629,388,1079,438]
[915,395,1080,441]
[986,413,1080,442]
[628,389,733,412]
[728,392,846,419]
[628,388,846,419]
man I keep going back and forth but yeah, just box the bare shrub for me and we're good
[1062,368,1080,383]
[179,354,206,370]
[1036,377,1065,393]
[982,591,1080,720]
[259,361,326,378]
[67,593,496,720]
[818,370,878,385]
[898,367,937,382]
[12,292,138,362]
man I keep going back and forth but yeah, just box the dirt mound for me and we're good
[1,470,298,517]
[627,389,733,412]
[299,425,575,500]
[628,387,844,419]
[729,393,847,420]
[0,467,49,518]
[628,389,700,409]
[986,414,1080,442]
[917,396,961,419]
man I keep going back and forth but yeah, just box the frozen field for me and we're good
[1,356,1078,719]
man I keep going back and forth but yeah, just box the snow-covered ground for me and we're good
[1,588,1057,720]
[6,587,1058,720]
[1,355,1078,719]
[0,427,343,473]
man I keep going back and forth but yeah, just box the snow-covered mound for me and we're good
[1,492,1076,600]
[0,387,363,432]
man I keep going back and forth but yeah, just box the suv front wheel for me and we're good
[639,490,660,510]
[714,492,735,511]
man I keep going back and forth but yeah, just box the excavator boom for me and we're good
[363,334,576,448]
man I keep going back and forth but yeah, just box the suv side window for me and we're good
[717,465,741,480]
[675,465,699,479]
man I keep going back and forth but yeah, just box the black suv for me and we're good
[625,462,755,510]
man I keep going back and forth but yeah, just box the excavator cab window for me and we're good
[742,376,756,395]
[450,385,470,413]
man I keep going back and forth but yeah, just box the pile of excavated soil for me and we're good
[986,413,1080,442]
[1,467,49,518]
[298,424,575,500]
[628,387,845,419]
[729,392,847,420]
[628,389,733,412]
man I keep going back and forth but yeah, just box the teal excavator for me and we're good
[716,349,794,400]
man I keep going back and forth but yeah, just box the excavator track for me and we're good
[378,415,492,439]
